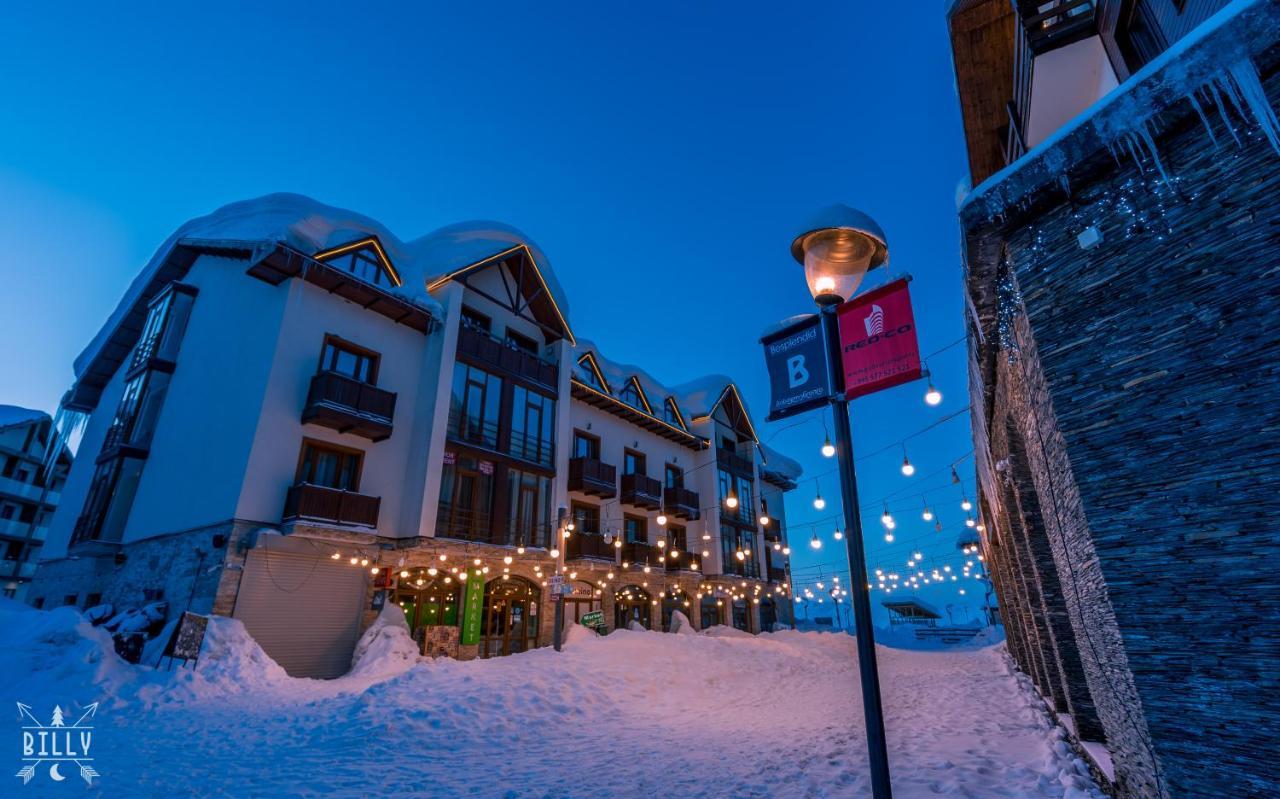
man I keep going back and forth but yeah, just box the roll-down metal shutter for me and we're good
[232,542,368,678]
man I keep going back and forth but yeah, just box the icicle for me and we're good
[1187,89,1220,149]
[1206,79,1244,147]
[1227,58,1280,156]
[1057,174,1071,198]
[1136,121,1172,187]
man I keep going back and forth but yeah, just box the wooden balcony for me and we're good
[664,550,698,573]
[1015,0,1096,55]
[456,324,558,390]
[663,486,700,520]
[716,447,754,476]
[284,483,380,528]
[620,473,662,510]
[302,371,396,442]
[620,541,654,567]
[768,566,787,583]
[568,457,617,498]
[566,532,616,562]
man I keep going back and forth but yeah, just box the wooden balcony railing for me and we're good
[456,324,558,390]
[620,541,654,567]
[663,485,700,520]
[284,483,380,528]
[568,457,617,498]
[566,532,616,562]
[716,447,754,476]
[620,473,662,510]
[435,504,493,543]
[302,371,396,442]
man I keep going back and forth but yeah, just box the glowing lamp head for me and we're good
[821,438,836,458]
[925,384,943,406]
[901,457,915,476]
[782,546,791,556]
[922,508,934,521]
[725,492,739,510]
[833,527,844,541]
[961,498,973,512]
[791,205,889,306]
[813,493,826,511]
[810,533,823,550]
[656,513,668,526]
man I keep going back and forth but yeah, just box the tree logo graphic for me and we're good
[14,702,100,786]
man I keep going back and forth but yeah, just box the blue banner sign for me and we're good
[761,315,831,421]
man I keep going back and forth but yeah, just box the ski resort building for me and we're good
[0,407,72,601]
[27,195,800,677]
[949,1,1279,797]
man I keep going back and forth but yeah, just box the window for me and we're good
[319,336,379,384]
[624,514,647,544]
[572,431,600,460]
[577,355,606,390]
[572,502,601,535]
[509,386,555,467]
[507,468,552,548]
[668,524,687,551]
[624,449,646,476]
[448,363,502,449]
[619,381,645,411]
[665,464,684,489]
[72,456,145,545]
[736,476,754,522]
[460,306,491,333]
[437,453,495,542]
[664,398,685,429]
[85,592,102,609]
[63,594,78,607]
[717,469,732,504]
[322,246,393,288]
[0,504,14,521]
[104,370,172,454]
[505,329,538,355]
[296,441,362,491]
[131,283,196,369]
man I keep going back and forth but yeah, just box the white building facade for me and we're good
[0,407,71,601]
[30,194,799,677]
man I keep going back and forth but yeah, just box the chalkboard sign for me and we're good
[159,612,209,670]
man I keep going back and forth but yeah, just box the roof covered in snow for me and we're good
[882,598,943,619]
[759,443,804,485]
[0,405,47,430]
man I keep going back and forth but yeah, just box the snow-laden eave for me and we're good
[960,0,1277,227]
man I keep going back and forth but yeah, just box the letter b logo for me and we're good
[787,355,809,388]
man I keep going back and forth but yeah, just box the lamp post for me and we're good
[792,204,893,798]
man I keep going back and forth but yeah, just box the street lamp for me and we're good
[792,204,894,799]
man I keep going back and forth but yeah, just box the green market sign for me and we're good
[579,610,604,628]
[460,570,485,646]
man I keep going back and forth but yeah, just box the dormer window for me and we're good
[314,238,401,289]
[577,353,610,393]
[619,377,651,414]
[664,398,686,430]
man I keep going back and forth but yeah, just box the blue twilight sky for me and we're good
[0,1,983,624]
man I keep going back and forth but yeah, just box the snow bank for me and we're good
[702,624,754,639]
[668,609,696,635]
[348,602,420,681]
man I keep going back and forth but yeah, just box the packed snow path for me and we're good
[2,605,1102,798]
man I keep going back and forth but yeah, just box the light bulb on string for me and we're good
[725,490,739,510]
[961,495,973,512]
[900,446,915,477]
[810,532,822,550]
[924,383,942,406]
[657,511,668,526]
[880,504,894,527]
[885,531,895,542]
[965,517,976,528]
[813,480,825,510]
[921,498,933,521]
[833,526,844,541]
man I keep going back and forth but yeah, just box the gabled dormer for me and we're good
[663,397,687,431]
[695,384,760,448]
[576,352,611,394]
[427,243,575,345]
[618,376,652,415]
[314,237,402,289]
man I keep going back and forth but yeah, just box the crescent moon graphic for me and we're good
[49,763,66,782]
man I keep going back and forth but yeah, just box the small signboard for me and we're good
[460,570,485,646]
[159,612,209,670]
[837,278,923,400]
[580,610,605,628]
[761,314,831,422]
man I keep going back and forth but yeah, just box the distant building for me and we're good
[0,406,71,601]
[882,598,942,628]
[29,194,800,677]
[949,1,1278,797]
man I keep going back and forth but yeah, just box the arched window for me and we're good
[480,576,541,658]
[614,585,652,631]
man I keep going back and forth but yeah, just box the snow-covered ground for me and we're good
[1,601,1102,798]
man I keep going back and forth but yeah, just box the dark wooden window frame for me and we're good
[572,429,601,460]
[623,448,647,476]
[318,334,381,385]
[295,437,365,490]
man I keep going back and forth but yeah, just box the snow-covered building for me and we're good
[949,1,1280,797]
[0,406,72,601]
[28,194,799,677]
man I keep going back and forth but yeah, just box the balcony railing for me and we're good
[620,541,654,567]
[664,551,698,573]
[716,448,754,476]
[435,504,493,543]
[507,428,555,469]
[620,473,663,510]
[456,324,558,390]
[568,457,617,498]
[566,532,616,562]
[302,371,397,442]
[1015,0,1096,55]
[663,485,700,520]
[446,411,500,451]
[284,483,380,528]
[768,566,787,583]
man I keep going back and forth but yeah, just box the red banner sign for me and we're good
[837,278,923,400]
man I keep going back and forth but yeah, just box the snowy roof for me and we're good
[0,405,47,430]
[759,443,804,484]
[413,220,570,322]
[961,0,1277,223]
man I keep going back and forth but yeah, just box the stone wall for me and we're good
[962,27,1280,799]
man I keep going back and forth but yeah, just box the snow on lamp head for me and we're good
[791,205,889,306]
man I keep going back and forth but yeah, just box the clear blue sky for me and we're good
[0,1,981,624]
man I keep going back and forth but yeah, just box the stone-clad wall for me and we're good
[964,49,1280,799]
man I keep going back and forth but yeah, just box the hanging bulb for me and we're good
[922,499,934,522]
[759,511,770,526]
[427,567,438,577]
[961,496,973,512]
[884,532,895,542]
[901,448,915,477]
[614,538,623,549]
[813,488,825,510]
[924,382,942,406]
[725,490,739,509]
[657,513,668,526]
[965,517,976,528]
[880,504,893,527]
[773,541,781,551]
[782,546,791,556]
[370,566,380,575]
[810,532,822,550]
[833,527,844,541]
[331,552,341,560]
[821,437,836,458]
[503,555,513,565]
[516,545,525,555]
[550,547,561,558]
[935,519,943,532]
[735,550,745,561]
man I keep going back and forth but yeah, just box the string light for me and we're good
[813,480,826,510]
[810,532,823,550]
[331,552,341,560]
[725,490,739,509]
[657,512,668,526]
[924,381,942,406]
[961,495,973,512]
[921,499,934,521]
[900,447,915,477]
[833,526,844,541]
